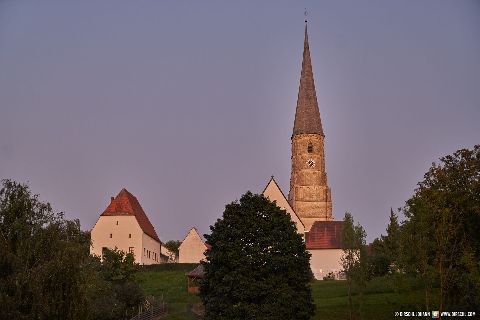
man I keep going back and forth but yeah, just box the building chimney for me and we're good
[111,196,114,203]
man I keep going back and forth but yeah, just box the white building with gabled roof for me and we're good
[178,227,209,263]
[90,188,161,265]
[262,176,305,235]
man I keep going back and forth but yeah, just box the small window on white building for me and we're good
[129,247,134,254]
[110,233,112,238]
[116,221,118,225]
[128,234,131,238]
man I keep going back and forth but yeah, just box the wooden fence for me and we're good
[130,302,167,320]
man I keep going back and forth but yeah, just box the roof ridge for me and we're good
[262,176,306,229]
[101,188,160,242]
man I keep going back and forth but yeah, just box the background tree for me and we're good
[200,192,314,320]
[366,238,390,278]
[400,145,480,310]
[367,208,401,278]
[0,179,145,320]
[383,208,400,271]
[0,179,90,319]
[89,248,144,320]
[341,212,367,320]
[163,240,181,258]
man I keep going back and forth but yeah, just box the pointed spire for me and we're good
[293,21,324,136]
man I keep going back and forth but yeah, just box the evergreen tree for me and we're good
[382,208,401,272]
[367,238,390,278]
[200,192,314,320]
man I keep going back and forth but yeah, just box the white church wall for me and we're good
[262,178,305,235]
[308,249,344,280]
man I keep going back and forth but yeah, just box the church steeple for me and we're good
[288,21,332,231]
[293,21,324,136]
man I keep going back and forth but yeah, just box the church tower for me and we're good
[288,21,333,231]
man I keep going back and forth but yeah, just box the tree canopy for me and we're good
[401,145,480,309]
[0,179,144,320]
[200,191,314,320]
[341,212,367,320]
[163,240,181,257]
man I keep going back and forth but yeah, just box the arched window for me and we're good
[307,143,313,153]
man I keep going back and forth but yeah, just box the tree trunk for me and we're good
[348,278,353,320]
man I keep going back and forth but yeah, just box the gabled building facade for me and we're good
[178,227,208,263]
[262,176,305,235]
[90,188,161,265]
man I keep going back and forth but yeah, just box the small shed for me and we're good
[186,264,205,294]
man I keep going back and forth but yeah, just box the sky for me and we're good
[0,0,479,242]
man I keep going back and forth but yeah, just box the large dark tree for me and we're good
[0,179,144,320]
[401,145,480,310]
[0,179,90,319]
[200,192,314,320]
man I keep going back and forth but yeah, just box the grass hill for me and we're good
[136,264,427,320]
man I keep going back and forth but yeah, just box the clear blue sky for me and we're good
[1,1,479,242]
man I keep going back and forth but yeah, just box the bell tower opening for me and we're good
[307,143,313,153]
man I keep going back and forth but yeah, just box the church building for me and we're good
[288,21,333,232]
[262,21,343,280]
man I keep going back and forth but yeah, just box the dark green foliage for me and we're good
[383,209,401,271]
[400,145,480,310]
[100,247,138,282]
[163,240,181,257]
[341,212,367,320]
[0,179,90,320]
[367,209,401,278]
[322,272,336,281]
[89,248,144,320]
[366,245,390,278]
[0,179,144,320]
[139,262,197,273]
[200,191,314,320]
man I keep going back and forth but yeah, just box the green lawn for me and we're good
[137,265,429,320]
[136,264,201,320]
[311,277,428,319]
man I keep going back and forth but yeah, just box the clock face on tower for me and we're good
[307,159,316,168]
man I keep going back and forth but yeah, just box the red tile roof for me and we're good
[101,188,160,242]
[305,221,343,249]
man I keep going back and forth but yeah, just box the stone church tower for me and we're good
[288,22,333,231]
